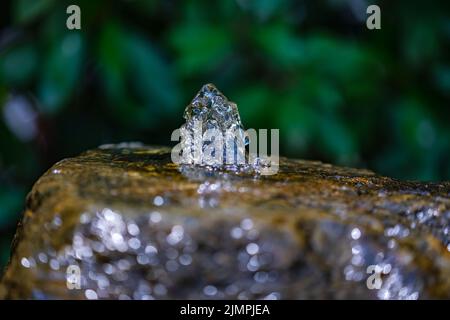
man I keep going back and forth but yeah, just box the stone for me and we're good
[1,143,450,299]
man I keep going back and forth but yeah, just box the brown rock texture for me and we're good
[1,143,449,299]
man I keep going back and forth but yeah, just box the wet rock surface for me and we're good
[1,143,449,299]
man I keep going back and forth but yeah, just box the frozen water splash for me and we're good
[173,84,279,176]
[179,84,248,168]
[183,84,245,135]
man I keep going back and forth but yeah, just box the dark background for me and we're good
[0,0,449,268]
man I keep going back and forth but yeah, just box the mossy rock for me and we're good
[1,143,449,299]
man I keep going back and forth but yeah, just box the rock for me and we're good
[1,143,449,299]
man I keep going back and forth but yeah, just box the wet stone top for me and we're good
[1,143,450,299]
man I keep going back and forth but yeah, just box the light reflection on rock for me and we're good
[1,145,449,300]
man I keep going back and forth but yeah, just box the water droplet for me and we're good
[351,228,361,240]
[153,196,164,206]
[85,289,98,300]
[203,285,218,296]
[246,243,259,255]
[231,227,243,239]
[21,257,30,268]
[150,211,162,223]
[241,218,253,230]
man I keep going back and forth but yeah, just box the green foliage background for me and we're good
[0,0,450,268]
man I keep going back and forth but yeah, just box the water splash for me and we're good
[178,84,273,178]
[179,84,247,167]
[183,84,246,136]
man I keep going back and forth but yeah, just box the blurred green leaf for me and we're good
[169,23,233,75]
[98,22,124,98]
[13,0,54,24]
[402,21,439,68]
[98,22,150,127]
[126,33,180,113]
[0,239,12,269]
[37,32,85,114]
[0,43,38,87]
[125,0,158,16]
[433,65,450,95]
[317,116,358,165]
[98,21,180,128]
[299,76,343,113]
[0,187,25,227]
[237,0,288,21]
[234,85,273,125]
[253,24,304,68]
[303,35,377,85]
[276,92,317,154]
[394,98,436,153]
